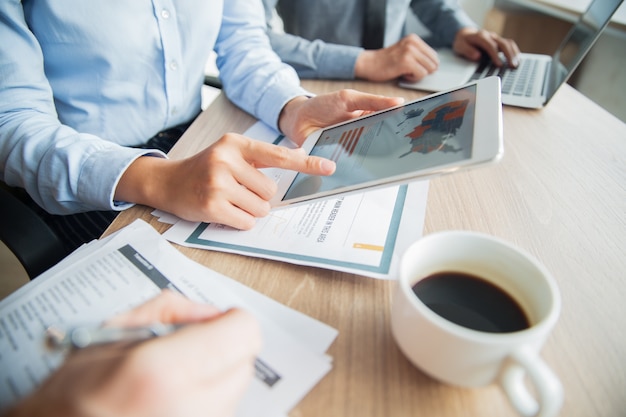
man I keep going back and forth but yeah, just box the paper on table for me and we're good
[159,121,429,279]
[0,219,336,417]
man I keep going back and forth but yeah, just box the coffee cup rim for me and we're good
[398,231,561,342]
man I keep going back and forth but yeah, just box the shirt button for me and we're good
[161,9,171,19]
[169,60,178,71]
[171,106,178,115]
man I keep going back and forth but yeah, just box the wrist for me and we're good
[277,95,310,143]
[354,50,376,80]
[115,156,171,209]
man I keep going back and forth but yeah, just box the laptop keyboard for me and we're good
[469,57,539,97]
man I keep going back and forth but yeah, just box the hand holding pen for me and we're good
[2,291,261,417]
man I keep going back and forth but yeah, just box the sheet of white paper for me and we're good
[159,121,429,280]
[151,209,180,225]
[164,182,427,279]
[214,273,337,356]
[0,220,335,417]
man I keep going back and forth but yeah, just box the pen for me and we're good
[45,323,185,350]
[45,323,281,387]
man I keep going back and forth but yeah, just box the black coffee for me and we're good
[412,271,530,333]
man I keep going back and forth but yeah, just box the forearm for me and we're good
[0,1,159,215]
[0,109,160,214]
[267,31,362,79]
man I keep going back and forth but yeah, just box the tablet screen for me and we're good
[283,84,477,200]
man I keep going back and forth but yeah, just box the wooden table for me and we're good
[105,80,626,417]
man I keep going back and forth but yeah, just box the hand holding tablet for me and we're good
[267,76,503,208]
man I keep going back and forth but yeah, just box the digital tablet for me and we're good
[268,76,503,208]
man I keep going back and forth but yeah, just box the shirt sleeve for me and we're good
[261,0,361,80]
[410,0,477,46]
[0,2,164,215]
[215,0,310,130]
[267,30,362,80]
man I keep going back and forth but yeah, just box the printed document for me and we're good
[0,220,336,417]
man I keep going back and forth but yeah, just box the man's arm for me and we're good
[260,0,363,79]
[258,0,454,83]
[0,2,164,215]
[353,0,475,82]
[215,0,311,130]
[267,31,363,80]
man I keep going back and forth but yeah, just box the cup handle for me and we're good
[499,346,563,417]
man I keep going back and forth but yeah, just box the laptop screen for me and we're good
[547,0,624,101]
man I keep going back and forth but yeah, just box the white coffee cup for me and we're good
[391,231,562,417]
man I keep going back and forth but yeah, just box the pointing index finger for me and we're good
[244,140,336,176]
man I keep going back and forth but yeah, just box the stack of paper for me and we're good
[0,219,337,417]
[157,121,430,280]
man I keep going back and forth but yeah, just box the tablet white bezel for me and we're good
[269,76,503,208]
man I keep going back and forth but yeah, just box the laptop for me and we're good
[399,0,624,109]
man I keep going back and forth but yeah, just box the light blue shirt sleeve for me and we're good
[0,1,161,215]
[0,0,307,215]
[266,32,363,80]
[262,0,363,79]
[216,0,309,127]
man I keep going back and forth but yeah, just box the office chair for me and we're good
[0,184,69,279]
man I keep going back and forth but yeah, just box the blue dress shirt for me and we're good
[0,0,307,214]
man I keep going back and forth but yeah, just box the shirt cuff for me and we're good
[317,44,363,79]
[79,143,167,211]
